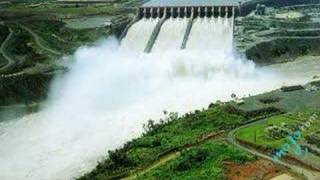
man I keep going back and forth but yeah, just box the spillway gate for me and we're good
[120,0,240,53]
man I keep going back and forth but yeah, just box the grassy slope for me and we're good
[20,19,110,54]
[3,5,118,16]
[136,141,255,180]
[80,103,280,179]
[81,87,320,179]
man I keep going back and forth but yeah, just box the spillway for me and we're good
[187,17,233,53]
[121,4,237,53]
[121,18,159,52]
[152,17,189,52]
[121,16,234,53]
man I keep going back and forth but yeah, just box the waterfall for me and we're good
[121,16,234,54]
[152,17,189,52]
[121,18,159,52]
[187,17,233,53]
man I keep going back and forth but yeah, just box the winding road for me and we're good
[123,152,180,180]
[0,24,62,74]
[0,27,14,72]
[227,118,320,180]
[19,24,61,56]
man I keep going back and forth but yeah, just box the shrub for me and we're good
[174,148,209,171]
[259,96,281,104]
[306,134,320,148]
[280,85,304,92]
[310,80,320,87]
[108,149,135,168]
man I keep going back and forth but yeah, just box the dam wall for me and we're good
[120,0,239,53]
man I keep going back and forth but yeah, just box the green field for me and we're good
[2,4,118,17]
[236,112,320,149]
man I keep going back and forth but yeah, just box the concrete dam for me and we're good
[121,0,239,53]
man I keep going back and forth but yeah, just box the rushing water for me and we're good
[187,17,233,52]
[152,17,189,52]
[121,18,159,52]
[0,17,316,180]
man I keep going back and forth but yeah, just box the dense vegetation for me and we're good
[0,73,53,105]
[0,24,10,68]
[259,96,281,104]
[80,103,281,179]
[0,54,6,68]
[280,85,305,92]
[311,80,320,87]
[306,131,320,148]
[0,24,9,44]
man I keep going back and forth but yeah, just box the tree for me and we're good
[231,93,237,100]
